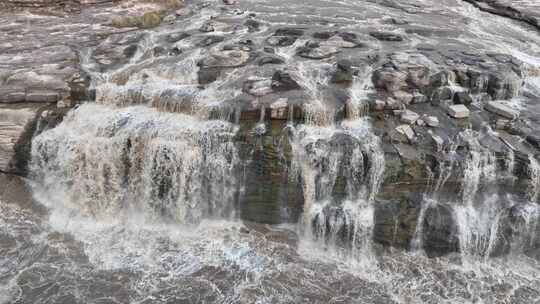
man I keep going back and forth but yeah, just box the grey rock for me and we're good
[331,59,353,84]
[453,92,473,105]
[0,106,40,173]
[485,101,519,119]
[424,116,440,127]
[447,104,470,119]
[400,110,420,124]
[395,124,415,141]
[199,50,251,68]
[271,71,301,91]
[297,43,339,60]
[372,68,407,92]
[369,31,404,42]
[412,92,427,104]
[25,91,59,103]
[258,56,284,66]
[422,203,460,258]
[166,32,190,43]
[394,91,414,104]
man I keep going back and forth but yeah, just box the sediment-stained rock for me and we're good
[0,106,39,174]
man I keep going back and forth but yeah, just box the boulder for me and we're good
[395,124,415,141]
[400,110,420,124]
[0,106,41,174]
[453,92,473,105]
[369,31,404,42]
[372,68,407,93]
[274,28,304,36]
[429,132,444,151]
[258,56,284,66]
[424,116,439,127]
[485,101,519,119]
[271,71,301,91]
[331,59,353,84]
[412,92,427,104]
[446,104,470,119]
[244,19,260,32]
[196,36,225,47]
[297,43,339,60]
[394,91,413,104]
[141,12,162,29]
[199,50,251,68]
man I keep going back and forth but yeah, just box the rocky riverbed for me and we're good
[1,0,540,303]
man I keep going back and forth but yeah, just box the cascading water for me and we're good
[288,117,384,261]
[292,61,335,125]
[459,129,498,204]
[527,155,540,202]
[31,104,241,224]
[421,128,540,262]
[347,67,374,119]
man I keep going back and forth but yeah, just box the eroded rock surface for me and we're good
[1,0,540,302]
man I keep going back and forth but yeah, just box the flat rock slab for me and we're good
[447,104,470,119]
[485,101,519,119]
[396,124,415,141]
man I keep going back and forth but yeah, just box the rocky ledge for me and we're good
[2,0,540,258]
[465,0,540,30]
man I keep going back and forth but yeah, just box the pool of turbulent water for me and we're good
[0,178,539,304]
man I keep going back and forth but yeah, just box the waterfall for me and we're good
[459,129,497,204]
[31,104,241,224]
[509,202,540,255]
[527,155,540,202]
[292,61,334,125]
[453,195,505,260]
[431,141,458,194]
[417,128,540,261]
[347,67,374,119]
[289,117,384,260]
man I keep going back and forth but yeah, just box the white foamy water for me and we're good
[289,117,384,263]
[348,67,374,119]
[459,129,498,204]
[31,103,241,224]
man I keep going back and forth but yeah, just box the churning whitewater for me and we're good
[1,0,540,303]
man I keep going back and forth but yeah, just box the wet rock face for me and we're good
[0,106,39,174]
[422,204,459,257]
[373,196,420,249]
[0,105,66,175]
